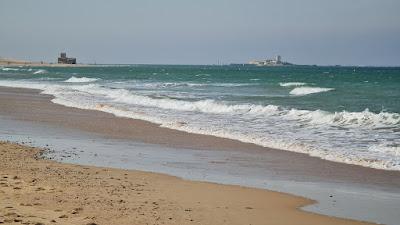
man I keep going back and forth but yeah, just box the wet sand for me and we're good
[0,86,399,190]
[0,141,374,225]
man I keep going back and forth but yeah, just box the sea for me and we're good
[0,65,399,171]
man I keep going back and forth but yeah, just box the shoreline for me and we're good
[0,86,400,224]
[0,86,399,186]
[0,141,373,225]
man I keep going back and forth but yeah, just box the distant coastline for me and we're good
[0,57,89,67]
[1,57,399,68]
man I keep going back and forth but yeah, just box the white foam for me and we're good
[290,87,334,96]
[33,69,47,74]
[64,76,99,83]
[62,84,282,116]
[159,82,206,88]
[163,120,400,171]
[285,108,400,127]
[279,82,306,87]
[1,67,20,71]
[369,144,400,157]
[52,84,400,128]
[1,80,393,129]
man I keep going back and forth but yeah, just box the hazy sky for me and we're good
[1,0,399,65]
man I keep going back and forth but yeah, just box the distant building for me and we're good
[248,55,291,66]
[276,55,281,63]
[58,52,76,64]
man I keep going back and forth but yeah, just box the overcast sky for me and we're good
[1,0,399,65]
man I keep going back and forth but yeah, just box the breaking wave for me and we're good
[50,84,400,128]
[119,82,253,89]
[64,76,99,83]
[33,69,47,74]
[284,108,400,127]
[290,87,334,96]
[279,82,306,87]
[1,67,20,71]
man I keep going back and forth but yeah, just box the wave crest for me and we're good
[64,76,99,83]
[1,67,20,71]
[290,87,334,96]
[286,108,400,127]
[279,82,306,87]
[67,85,399,128]
[33,69,47,74]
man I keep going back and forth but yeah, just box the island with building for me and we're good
[248,55,293,66]
[58,52,76,64]
[0,52,85,67]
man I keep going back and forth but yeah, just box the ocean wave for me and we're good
[0,80,397,129]
[71,84,267,114]
[176,82,252,88]
[123,82,252,89]
[63,84,400,128]
[33,69,47,74]
[36,77,63,81]
[279,82,306,87]
[369,144,400,157]
[213,83,254,87]
[285,108,400,127]
[160,82,207,88]
[64,76,99,83]
[290,87,334,96]
[120,82,207,89]
[1,67,20,71]
[195,73,211,77]
[162,120,400,171]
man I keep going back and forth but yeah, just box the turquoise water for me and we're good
[1,65,399,170]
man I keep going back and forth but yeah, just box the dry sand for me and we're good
[0,141,374,225]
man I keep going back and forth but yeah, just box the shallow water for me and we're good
[0,116,399,225]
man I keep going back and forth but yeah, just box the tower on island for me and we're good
[58,52,76,64]
[276,55,281,63]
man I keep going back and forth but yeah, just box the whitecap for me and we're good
[1,67,20,71]
[33,69,47,74]
[279,82,306,87]
[285,108,400,127]
[64,76,99,83]
[290,87,334,96]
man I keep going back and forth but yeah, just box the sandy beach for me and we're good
[0,141,374,225]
